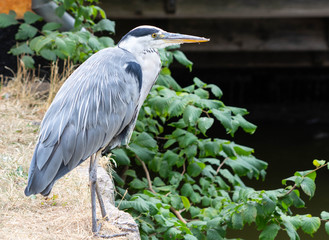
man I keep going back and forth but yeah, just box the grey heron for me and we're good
[24,25,209,235]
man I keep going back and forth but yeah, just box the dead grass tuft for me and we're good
[0,62,124,239]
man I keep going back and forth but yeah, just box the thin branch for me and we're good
[282,163,328,197]
[135,155,156,194]
[170,206,187,224]
[216,157,229,174]
[135,155,188,224]
[181,161,186,176]
[202,109,211,118]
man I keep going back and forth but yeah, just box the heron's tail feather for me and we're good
[24,143,63,196]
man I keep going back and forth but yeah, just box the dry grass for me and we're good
[0,63,124,240]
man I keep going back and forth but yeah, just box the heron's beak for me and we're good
[161,32,210,44]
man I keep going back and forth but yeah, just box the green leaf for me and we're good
[180,196,191,210]
[234,114,257,134]
[207,84,223,98]
[42,22,62,31]
[168,99,188,117]
[173,50,193,71]
[135,132,157,149]
[211,108,232,132]
[184,234,198,240]
[242,204,257,224]
[130,143,155,162]
[187,162,203,177]
[301,215,320,236]
[0,13,19,28]
[112,148,130,165]
[9,43,34,56]
[321,211,329,220]
[183,105,202,126]
[325,222,329,235]
[206,228,224,240]
[15,23,38,40]
[232,212,243,230]
[300,177,316,198]
[93,19,115,33]
[40,49,57,61]
[98,36,115,47]
[21,55,35,69]
[197,117,214,135]
[23,11,42,24]
[193,77,206,88]
[181,183,193,197]
[55,5,65,17]
[259,224,280,240]
[130,178,147,189]
[194,88,209,99]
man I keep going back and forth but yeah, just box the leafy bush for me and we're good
[2,1,329,239]
[0,0,115,68]
[112,49,329,239]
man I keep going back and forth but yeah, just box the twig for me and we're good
[135,155,156,194]
[216,157,229,174]
[170,206,187,224]
[282,163,328,197]
[181,162,186,176]
[202,109,211,118]
[135,155,188,224]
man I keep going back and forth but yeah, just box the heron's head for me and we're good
[118,25,209,53]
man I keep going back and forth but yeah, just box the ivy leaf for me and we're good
[300,177,316,198]
[183,105,202,126]
[193,77,206,88]
[259,223,280,240]
[23,11,42,24]
[93,19,115,33]
[42,22,62,31]
[0,13,19,28]
[15,23,38,40]
[197,117,214,135]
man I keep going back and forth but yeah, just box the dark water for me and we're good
[173,67,329,239]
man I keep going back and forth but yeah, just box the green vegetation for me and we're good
[1,1,329,239]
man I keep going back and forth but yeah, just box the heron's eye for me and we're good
[151,33,157,38]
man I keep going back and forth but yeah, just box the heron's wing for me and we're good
[25,47,142,196]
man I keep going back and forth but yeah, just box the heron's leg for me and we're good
[96,182,108,220]
[89,153,99,233]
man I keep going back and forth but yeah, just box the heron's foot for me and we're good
[95,232,130,239]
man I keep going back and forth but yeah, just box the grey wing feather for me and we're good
[25,47,141,196]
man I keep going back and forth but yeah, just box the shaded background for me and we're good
[1,0,329,239]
